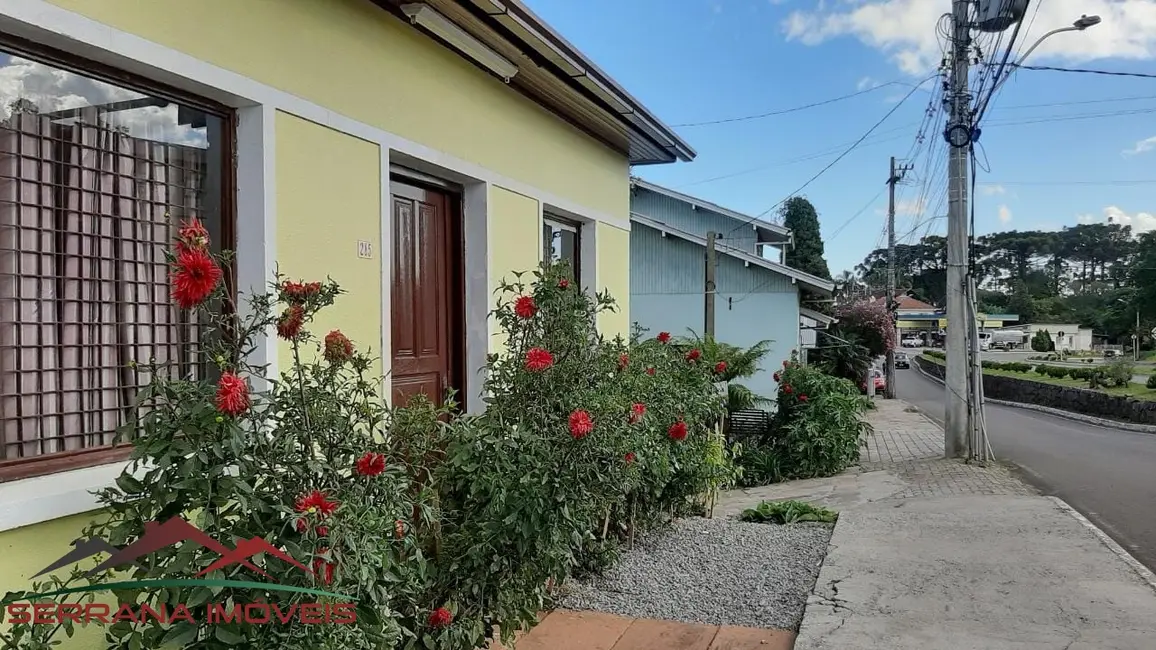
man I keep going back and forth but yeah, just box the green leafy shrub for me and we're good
[735,360,871,486]
[924,350,946,360]
[1146,374,1156,389]
[1104,358,1136,387]
[740,500,838,524]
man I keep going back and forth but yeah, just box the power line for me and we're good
[828,188,887,241]
[998,94,1156,110]
[676,100,1151,190]
[669,80,924,128]
[1004,63,1156,80]
[730,73,938,232]
[978,179,1156,186]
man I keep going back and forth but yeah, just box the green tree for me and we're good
[1031,329,1053,352]
[780,196,831,280]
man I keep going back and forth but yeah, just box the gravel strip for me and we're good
[561,517,833,630]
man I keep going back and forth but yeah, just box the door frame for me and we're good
[388,168,467,410]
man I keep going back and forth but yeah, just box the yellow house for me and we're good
[0,0,693,640]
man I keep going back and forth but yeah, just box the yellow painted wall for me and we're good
[0,514,107,646]
[596,222,631,339]
[488,185,541,352]
[47,0,630,221]
[275,112,383,377]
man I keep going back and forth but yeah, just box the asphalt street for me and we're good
[895,366,1156,571]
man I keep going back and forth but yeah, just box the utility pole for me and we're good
[705,231,717,338]
[885,156,913,399]
[943,0,972,458]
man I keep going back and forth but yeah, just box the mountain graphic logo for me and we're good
[30,516,313,582]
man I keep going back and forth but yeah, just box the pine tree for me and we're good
[780,197,831,280]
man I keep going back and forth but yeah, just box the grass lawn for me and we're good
[919,355,1156,402]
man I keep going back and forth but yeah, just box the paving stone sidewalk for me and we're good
[714,398,1033,518]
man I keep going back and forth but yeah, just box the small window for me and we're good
[543,215,580,282]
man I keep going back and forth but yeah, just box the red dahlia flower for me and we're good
[558,278,570,289]
[215,372,250,416]
[657,332,671,344]
[799,394,809,402]
[170,248,221,310]
[783,360,791,368]
[324,330,354,364]
[316,526,329,537]
[714,361,727,374]
[686,349,701,362]
[783,385,793,394]
[773,371,781,382]
[277,305,305,340]
[629,402,646,424]
[176,218,210,253]
[625,452,636,464]
[646,367,656,376]
[568,410,594,439]
[618,354,629,370]
[295,490,339,517]
[668,421,688,441]
[295,519,308,534]
[355,452,386,477]
[525,347,554,372]
[428,607,453,629]
[514,295,538,319]
[282,280,322,305]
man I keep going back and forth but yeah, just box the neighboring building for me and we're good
[0,0,693,618]
[629,179,834,398]
[1010,324,1094,352]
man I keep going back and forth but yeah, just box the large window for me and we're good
[0,46,232,481]
[543,215,580,282]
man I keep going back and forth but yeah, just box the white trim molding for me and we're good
[0,462,126,533]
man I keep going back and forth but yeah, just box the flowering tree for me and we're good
[834,299,896,357]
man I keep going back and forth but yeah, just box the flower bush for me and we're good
[2,236,728,650]
[736,357,872,487]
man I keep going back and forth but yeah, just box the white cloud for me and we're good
[1123,135,1156,155]
[980,184,1007,195]
[1077,205,1156,232]
[782,0,1156,76]
[857,75,878,90]
[0,55,207,148]
[998,204,1013,223]
[895,197,925,215]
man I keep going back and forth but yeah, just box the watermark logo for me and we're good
[1,516,356,626]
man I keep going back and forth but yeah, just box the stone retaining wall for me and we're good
[914,356,1156,426]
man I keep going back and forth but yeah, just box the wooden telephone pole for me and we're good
[885,156,913,399]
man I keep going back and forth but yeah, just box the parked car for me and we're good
[862,369,886,394]
[894,352,909,369]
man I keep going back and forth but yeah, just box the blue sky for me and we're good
[524,0,1156,275]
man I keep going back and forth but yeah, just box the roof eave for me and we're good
[630,213,834,294]
[495,0,696,163]
[630,178,792,239]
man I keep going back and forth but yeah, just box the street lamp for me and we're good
[989,15,1102,95]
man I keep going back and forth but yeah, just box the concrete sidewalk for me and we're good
[719,400,1156,650]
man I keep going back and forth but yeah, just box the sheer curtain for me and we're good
[1,109,204,463]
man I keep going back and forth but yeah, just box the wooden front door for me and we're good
[390,179,462,409]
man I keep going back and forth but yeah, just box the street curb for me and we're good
[1047,496,1156,595]
[912,360,1156,434]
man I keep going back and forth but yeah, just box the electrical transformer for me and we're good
[974,0,1030,33]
